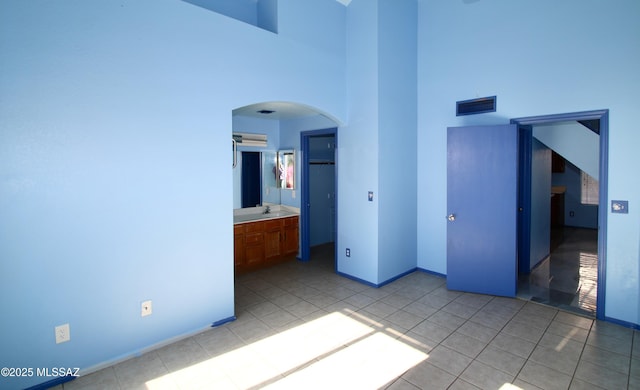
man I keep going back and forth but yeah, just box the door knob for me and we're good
[447,214,456,222]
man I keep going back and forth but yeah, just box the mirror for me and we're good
[278,150,295,189]
[233,151,280,209]
[262,151,279,204]
[241,151,261,208]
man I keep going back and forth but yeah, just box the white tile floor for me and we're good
[54,245,639,390]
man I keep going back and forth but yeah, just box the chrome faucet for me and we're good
[263,205,271,214]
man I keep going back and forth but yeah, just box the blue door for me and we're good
[447,124,518,297]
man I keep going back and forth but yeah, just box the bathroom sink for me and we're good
[258,210,297,219]
[233,210,298,224]
[262,211,287,218]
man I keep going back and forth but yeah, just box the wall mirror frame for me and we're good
[277,150,295,190]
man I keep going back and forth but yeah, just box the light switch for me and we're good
[611,200,629,214]
[368,191,374,202]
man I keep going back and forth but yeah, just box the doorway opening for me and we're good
[300,128,337,271]
[512,110,608,320]
[232,101,340,275]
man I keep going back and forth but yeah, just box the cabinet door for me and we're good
[234,225,245,272]
[244,232,264,267]
[282,217,299,256]
[264,220,282,263]
[244,222,265,268]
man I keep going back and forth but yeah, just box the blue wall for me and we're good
[182,0,259,27]
[2,2,640,387]
[417,0,640,326]
[338,0,417,285]
[232,114,339,210]
[338,0,380,283]
[377,0,418,283]
[532,120,600,229]
[182,0,278,33]
[232,116,280,209]
[0,0,345,388]
[279,115,338,209]
[533,121,599,180]
[257,0,278,33]
[553,161,599,229]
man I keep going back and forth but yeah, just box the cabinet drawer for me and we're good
[264,219,282,231]
[244,221,264,233]
[245,232,263,245]
[283,216,298,226]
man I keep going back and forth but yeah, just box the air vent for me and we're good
[456,96,497,116]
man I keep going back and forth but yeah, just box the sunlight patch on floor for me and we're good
[552,326,582,352]
[263,332,428,389]
[574,251,597,312]
[499,384,524,390]
[145,311,427,389]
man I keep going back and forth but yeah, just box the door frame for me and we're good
[299,128,337,263]
[511,109,608,320]
[517,125,533,275]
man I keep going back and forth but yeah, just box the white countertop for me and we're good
[233,205,299,224]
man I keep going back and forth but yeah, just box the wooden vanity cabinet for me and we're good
[243,221,265,270]
[234,215,299,274]
[282,217,299,256]
[264,219,282,264]
[233,225,245,271]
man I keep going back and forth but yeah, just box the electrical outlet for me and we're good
[141,300,152,317]
[55,323,70,344]
[346,248,351,257]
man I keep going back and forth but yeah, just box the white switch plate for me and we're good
[141,300,152,317]
[55,323,70,344]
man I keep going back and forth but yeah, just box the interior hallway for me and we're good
[56,243,638,389]
[518,227,598,317]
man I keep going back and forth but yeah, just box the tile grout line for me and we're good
[567,315,598,389]
[464,296,535,387]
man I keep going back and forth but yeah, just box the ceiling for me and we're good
[232,102,322,120]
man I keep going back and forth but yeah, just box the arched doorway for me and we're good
[232,101,341,271]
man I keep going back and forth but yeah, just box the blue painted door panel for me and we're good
[447,124,518,297]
